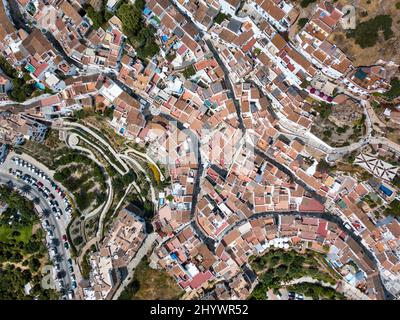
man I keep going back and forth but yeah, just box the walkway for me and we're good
[284,276,336,289]
[111,232,159,300]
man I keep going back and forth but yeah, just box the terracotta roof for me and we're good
[260,0,286,21]
[271,33,287,51]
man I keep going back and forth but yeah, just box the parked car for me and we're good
[296,294,304,300]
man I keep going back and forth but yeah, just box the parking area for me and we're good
[8,156,72,224]
[0,153,79,299]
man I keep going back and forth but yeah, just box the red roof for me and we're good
[299,198,324,213]
[317,221,328,238]
[177,44,188,56]
[189,270,213,289]
[242,38,257,53]
[287,63,295,72]
[40,95,61,107]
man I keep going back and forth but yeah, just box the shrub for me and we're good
[298,18,309,29]
[384,78,400,100]
[300,0,317,8]
[348,15,393,48]
[214,12,229,24]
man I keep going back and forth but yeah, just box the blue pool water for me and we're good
[380,184,393,197]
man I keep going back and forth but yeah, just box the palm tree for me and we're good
[6,180,14,189]
[42,208,51,218]
[20,184,32,195]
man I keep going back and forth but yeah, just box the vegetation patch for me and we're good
[182,65,197,79]
[250,249,338,300]
[363,194,382,209]
[384,199,400,217]
[53,152,107,212]
[297,18,309,29]
[214,12,230,24]
[347,15,393,48]
[384,78,400,100]
[287,282,346,300]
[119,258,182,300]
[0,186,37,234]
[0,225,32,244]
[311,100,366,148]
[116,0,159,59]
[0,56,43,102]
[15,129,69,170]
[300,0,317,8]
[84,0,113,30]
[81,250,92,280]
[0,186,58,299]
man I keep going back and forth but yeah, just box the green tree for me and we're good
[29,257,41,273]
[118,4,142,36]
[73,236,84,246]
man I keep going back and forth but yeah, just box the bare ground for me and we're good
[328,0,400,66]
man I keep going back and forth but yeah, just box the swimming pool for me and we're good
[380,184,393,197]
